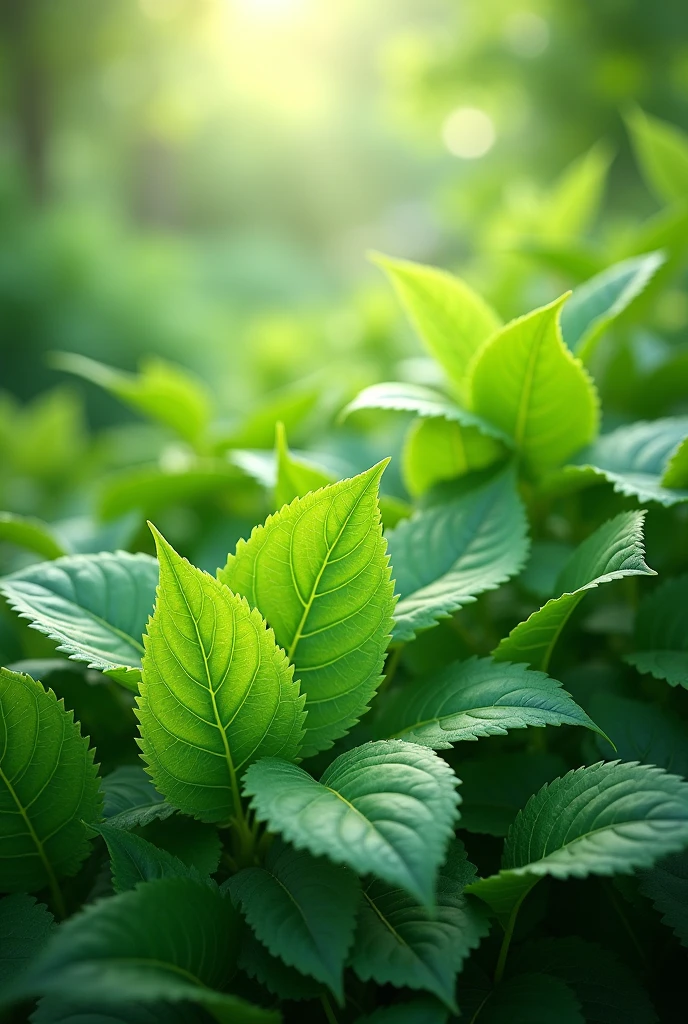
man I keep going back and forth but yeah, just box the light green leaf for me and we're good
[349,840,489,1012]
[52,352,213,450]
[589,693,688,778]
[0,894,55,986]
[0,513,67,560]
[468,294,599,476]
[5,876,276,1024]
[540,142,612,242]
[387,469,529,643]
[137,528,305,824]
[243,740,460,907]
[624,575,688,688]
[229,839,359,1001]
[0,668,101,897]
[219,462,395,757]
[0,551,159,690]
[216,380,321,450]
[626,107,688,204]
[561,251,665,362]
[475,973,584,1024]
[101,765,175,830]
[96,823,194,892]
[455,753,567,837]
[402,417,506,497]
[639,850,688,948]
[381,656,602,747]
[371,253,501,399]
[466,762,688,923]
[494,511,655,671]
[274,421,333,509]
[662,435,688,488]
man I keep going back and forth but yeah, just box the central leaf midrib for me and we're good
[513,314,549,450]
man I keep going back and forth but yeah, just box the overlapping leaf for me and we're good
[638,850,688,948]
[0,894,54,985]
[387,469,529,642]
[219,462,395,756]
[0,668,101,896]
[274,421,333,508]
[402,417,506,496]
[243,740,460,907]
[137,528,305,823]
[96,824,196,892]
[624,575,688,688]
[101,765,174,830]
[495,511,655,670]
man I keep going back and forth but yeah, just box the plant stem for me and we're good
[320,994,339,1024]
[49,875,67,920]
[493,899,523,985]
[378,645,403,695]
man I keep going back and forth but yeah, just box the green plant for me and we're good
[2,228,688,1022]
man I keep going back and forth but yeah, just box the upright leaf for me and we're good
[219,462,395,757]
[0,894,54,985]
[495,511,655,671]
[468,295,599,476]
[137,528,305,824]
[0,551,159,690]
[371,253,501,399]
[467,762,688,923]
[0,668,101,898]
[4,876,275,1023]
[229,840,359,1002]
[402,417,506,496]
[274,421,333,509]
[243,740,460,907]
[349,840,489,1011]
[387,469,529,642]
[624,575,688,689]
[381,656,602,747]
[626,108,688,204]
[541,142,611,242]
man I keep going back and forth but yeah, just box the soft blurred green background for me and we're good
[1,0,687,559]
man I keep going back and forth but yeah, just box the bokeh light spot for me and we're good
[442,107,496,159]
[503,11,550,58]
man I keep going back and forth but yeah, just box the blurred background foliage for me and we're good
[1,0,687,576]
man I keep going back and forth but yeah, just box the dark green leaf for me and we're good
[0,894,55,985]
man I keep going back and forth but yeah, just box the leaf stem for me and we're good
[493,898,523,985]
[320,994,340,1024]
[378,645,403,695]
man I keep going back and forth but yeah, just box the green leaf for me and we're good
[98,462,251,522]
[519,541,573,601]
[638,850,688,948]
[0,551,159,690]
[342,381,510,444]
[101,765,175,830]
[475,973,584,1024]
[219,462,395,757]
[243,740,461,907]
[52,352,213,450]
[274,421,333,509]
[387,469,529,643]
[96,823,194,892]
[511,937,658,1024]
[0,894,55,986]
[382,656,601,747]
[349,840,489,1012]
[662,435,688,488]
[468,294,599,476]
[467,762,688,923]
[5,876,276,1024]
[354,999,448,1024]
[494,511,655,671]
[371,253,501,399]
[0,668,101,897]
[559,417,688,507]
[139,816,221,876]
[229,839,359,1001]
[626,107,688,204]
[625,575,688,688]
[402,417,506,497]
[137,527,305,824]
[561,251,665,362]
[0,512,67,560]
[217,380,321,450]
[589,693,688,778]
[31,998,211,1024]
[540,141,612,242]
[237,927,323,1001]
[454,753,567,837]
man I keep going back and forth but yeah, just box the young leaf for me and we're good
[0,512,67,560]
[387,469,529,642]
[381,656,602,747]
[402,417,506,496]
[52,352,213,451]
[101,764,174,830]
[454,753,567,837]
[274,421,333,508]
[624,575,688,689]
[96,823,194,892]
[243,740,461,907]
[219,462,395,757]
[468,294,599,476]
[0,894,54,986]
[467,762,688,923]
[349,841,489,1012]
[494,511,655,671]
[541,141,611,242]
[229,839,359,1002]
[561,251,665,362]
[638,850,688,949]
[626,107,688,204]
[137,528,305,824]
[371,253,501,399]
[4,876,275,1023]
[0,668,101,898]
[0,551,159,690]
[557,418,688,507]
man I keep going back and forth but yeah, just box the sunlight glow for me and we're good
[442,107,496,159]
[235,0,306,19]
